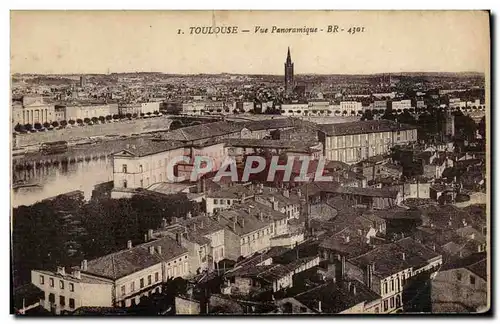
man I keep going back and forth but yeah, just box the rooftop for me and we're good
[319,120,416,137]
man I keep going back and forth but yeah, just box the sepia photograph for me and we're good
[9,10,491,316]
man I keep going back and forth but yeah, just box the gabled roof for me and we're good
[81,236,188,280]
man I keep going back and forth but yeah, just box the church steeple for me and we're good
[284,47,294,95]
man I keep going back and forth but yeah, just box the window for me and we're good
[49,293,55,304]
[139,165,143,173]
[470,275,476,285]
[383,282,388,294]
[69,298,75,309]
[383,300,388,312]
[140,179,143,187]
[155,272,159,282]
[375,307,379,313]
[140,278,144,288]
[456,272,462,281]
[39,275,44,285]
[123,180,127,188]
[69,283,74,292]
[130,281,135,292]
[214,199,219,205]
[122,164,128,173]
[148,275,152,285]
[49,278,54,287]
[121,285,126,296]
[59,280,64,289]
[390,297,394,308]
[59,296,65,306]
[391,279,394,291]
[396,295,401,308]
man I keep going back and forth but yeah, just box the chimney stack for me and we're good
[149,246,155,255]
[352,284,357,295]
[318,300,322,313]
[127,240,132,249]
[144,234,148,242]
[157,245,162,255]
[81,259,88,271]
[72,270,81,279]
[148,229,153,240]
[200,220,204,228]
[259,212,264,222]
[161,218,167,228]
[344,235,350,243]
[401,252,406,261]
[273,200,279,211]
[187,211,192,219]
[176,233,182,246]
[57,266,66,276]
[193,223,197,231]
[297,189,302,198]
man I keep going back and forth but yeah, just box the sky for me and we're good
[10,10,490,75]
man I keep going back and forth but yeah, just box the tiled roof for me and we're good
[81,236,187,280]
[293,280,381,313]
[112,138,185,157]
[465,259,487,281]
[348,238,441,277]
[217,208,271,236]
[319,120,416,136]
[161,121,244,142]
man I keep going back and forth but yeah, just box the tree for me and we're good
[43,122,51,129]
[112,114,119,120]
[84,118,91,124]
[335,110,340,115]
[14,123,24,132]
[61,120,68,127]
[140,113,145,117]
[478,116,486,139]
[153,110,159,115]
[98,116,105,123]
[105,115,112,121]
[76,119,83,125]
[34,123,42,130]
[24,123,33,131]
[68,120,75,126]
[343,110,347,115]
[132,113,138,118]
[361,110,374,121]
[126,113,132,119]
[52,121,59,128]
[91,117,99,124]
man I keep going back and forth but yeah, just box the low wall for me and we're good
[15,117,173,147]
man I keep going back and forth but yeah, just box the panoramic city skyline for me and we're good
[11,11,489,75]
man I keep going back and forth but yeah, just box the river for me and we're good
[12,157,113,208]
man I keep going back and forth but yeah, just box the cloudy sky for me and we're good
[10,10,490,75]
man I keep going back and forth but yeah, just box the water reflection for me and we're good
[12,157,113,207]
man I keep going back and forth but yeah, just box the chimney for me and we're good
[273,200,279,211]
[364,263,373,289]
[187,211,192,219]
[297,189,302,198]
[144,234,148,242]
[176,233,183,245]
[352,285,357,295]
[57,266,66,276]
[157,245,162,255]
[259,212,264,222]
[344,235,350,243]
[81,259,88,271]
[233,216,237,232]
[432,244,436,251]
[241,217,245,228]
[127,240,133,249]
[149,246,155,255]
[148,229,153,240]
[318,300,322,313]
[401,252,406,261]
[72,270,81,279]
[200,220,204,228]
[161,218,167,228]
[193,223,197,232]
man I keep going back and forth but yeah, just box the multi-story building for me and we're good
[111,138,227,198]
[281,103,309,117]
[346,238,442,313]
[12,96,56,125]
[318,120,418,164]
[391,99,412,111]
[340,101,363,116]
[31,236,189,313]
[216,207,274,259]
[65,103,119,120]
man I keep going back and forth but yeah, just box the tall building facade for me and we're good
[284,47,294,94]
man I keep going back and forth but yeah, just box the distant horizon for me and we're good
[12,70,486,77]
